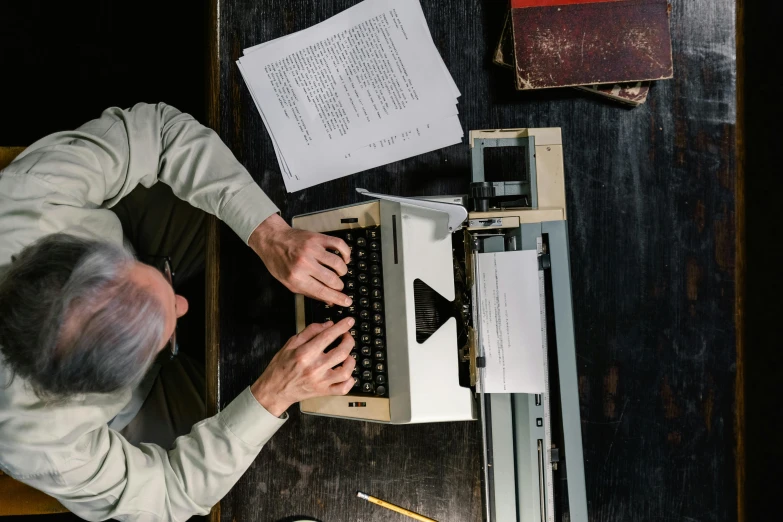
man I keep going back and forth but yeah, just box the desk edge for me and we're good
[205,0,221,521]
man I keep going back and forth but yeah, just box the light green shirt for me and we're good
[0,103,287,521]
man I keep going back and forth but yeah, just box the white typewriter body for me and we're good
[294,198,475,424]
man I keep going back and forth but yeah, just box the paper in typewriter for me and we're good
[476,250,546,394]
[237,0,463,192]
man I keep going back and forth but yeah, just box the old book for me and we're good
[572,82,650,105]
[493,12,515,70]
[493,10,650,106]
[510,0,673,90]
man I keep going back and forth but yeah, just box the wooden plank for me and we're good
[212,0,741,520]
[0,475,67,515]
[205,1,222,522]
[205,214,222,522]
[0,147,25,170]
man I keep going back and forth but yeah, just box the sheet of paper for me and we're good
[236,60,291,174]
[283,117,462,191]
[242,12,462,101]
[238,61,462,191]
[477,250,546,394]
[237,0,459,177]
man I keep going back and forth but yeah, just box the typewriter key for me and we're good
[303,227,389,396]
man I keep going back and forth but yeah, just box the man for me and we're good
[0,103,356,520]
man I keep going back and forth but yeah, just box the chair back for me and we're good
[0,145,67,515]
[0,147,25,170]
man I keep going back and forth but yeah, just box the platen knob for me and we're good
[471,182,495,212]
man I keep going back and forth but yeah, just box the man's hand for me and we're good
[250,318,357,416]
[249,214,352,306]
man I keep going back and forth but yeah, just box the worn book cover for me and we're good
[494,11,650,105]
[493,12,516,69]
[510,0,673,90]
[572,82,650,105]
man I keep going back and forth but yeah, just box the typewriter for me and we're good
[293,128,588,522]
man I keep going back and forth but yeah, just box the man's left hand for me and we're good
[249,214,352,306]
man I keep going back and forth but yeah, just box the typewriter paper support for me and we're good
[355,188,468,236]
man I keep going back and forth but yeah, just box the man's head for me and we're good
[0,234,189,398]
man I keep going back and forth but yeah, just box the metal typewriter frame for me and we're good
[467,129,587,522]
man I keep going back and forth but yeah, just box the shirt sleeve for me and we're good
[31,387,287,521]
[0,102,278,266]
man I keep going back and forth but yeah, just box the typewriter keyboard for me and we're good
[305,226,388,397]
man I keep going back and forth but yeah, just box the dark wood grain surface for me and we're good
[210,1,741,521]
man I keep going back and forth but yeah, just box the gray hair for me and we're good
[0,234,165,399]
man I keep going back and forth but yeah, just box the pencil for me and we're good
[356,491,437,522]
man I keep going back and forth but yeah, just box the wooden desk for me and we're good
[206,1,743,520]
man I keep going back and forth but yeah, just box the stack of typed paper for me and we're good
[237,0,463,192]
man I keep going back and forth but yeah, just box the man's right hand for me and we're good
[250,318,357,417]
